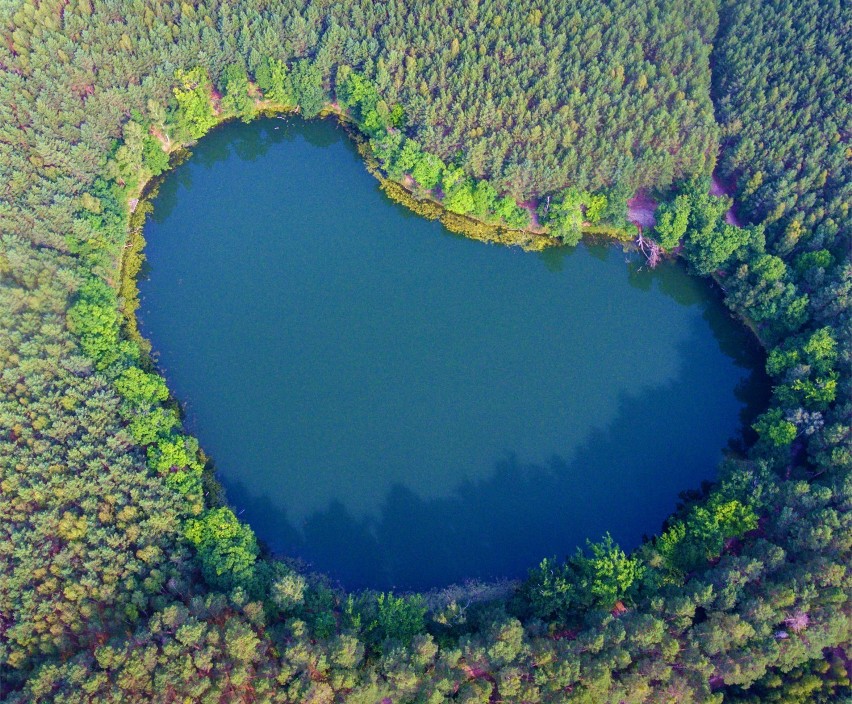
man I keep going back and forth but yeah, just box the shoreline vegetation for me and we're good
[117,96,763,387]
[111,51,823,627]
[114,79,766,613]
[2,0,849,700]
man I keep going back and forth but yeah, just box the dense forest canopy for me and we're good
[713,0,850,256]
[0,0,849,702]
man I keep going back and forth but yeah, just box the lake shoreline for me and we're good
[130,121,768,593]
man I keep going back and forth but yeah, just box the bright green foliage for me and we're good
[184,508,258,590]
[373,593,426,645]
[441,165,466,193]
[142,135,169,176]
[656,496,759,580]
[337,68,389,135]
[471,179,498,219]
[494,196,531,229]
[127,407,180,446]
[220,63,255,122]
[776,375,838,412]
[291,60,325,118]
[542,191,583,244]
[254,56,294,105]
[173,67,217,139]
[540,188,604,245]
[66,279,121,369]
[410,152,445,190]
[577,533,645,609]
[583,193,607,224]
[114,367,169,408]
[336,68,375,110]
[523,536,644,617]
[801,326,838,373]
[794,249,834,274]
[109,121,148,189]
[753,408,798,447]
[443,179,475,215]
[393,138,424,176]
[147,434,204,494]
[654,194,691,250]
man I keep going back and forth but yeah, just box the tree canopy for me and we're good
[0,0,849,701]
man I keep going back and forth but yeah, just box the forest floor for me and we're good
[711,174,744,227]
[627,192,657,229]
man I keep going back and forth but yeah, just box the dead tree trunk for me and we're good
[636,229,661,268]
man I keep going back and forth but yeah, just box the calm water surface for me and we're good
[139,119,768,590]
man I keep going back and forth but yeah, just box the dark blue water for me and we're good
[138,118,768,590]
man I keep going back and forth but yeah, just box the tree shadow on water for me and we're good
[219,316,768,592]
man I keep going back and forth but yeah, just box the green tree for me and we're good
[184,508,259,590]
[220,63,255,122]
[142,135,169,176]
[577,533,645,609]
[444,180,476,215]
[410,152,445,190]
[255,56,294,105]
[114,367,169,408]
[654,194,690,250]
[173,67,217,139]
[291,60,326,118]
[373,593,426,645]
[66,279,121,369]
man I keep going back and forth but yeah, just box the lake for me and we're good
[138,118,768,591]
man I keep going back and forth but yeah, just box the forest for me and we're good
[0,0,849,702]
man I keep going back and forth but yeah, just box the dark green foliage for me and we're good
[522,557,577,622]
[725,650,852,703]
[255,57,295,106]
[331,0,720,199]
[653,194,690,250]
[713,0,851,257]
[290,60,325,119]
[220,63,255,122]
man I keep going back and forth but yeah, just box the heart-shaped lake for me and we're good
[138,118,768,590]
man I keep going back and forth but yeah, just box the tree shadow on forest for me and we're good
[220,313,769,592]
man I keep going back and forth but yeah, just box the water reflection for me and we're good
[140,117,769,591]
[218,316,766,591]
